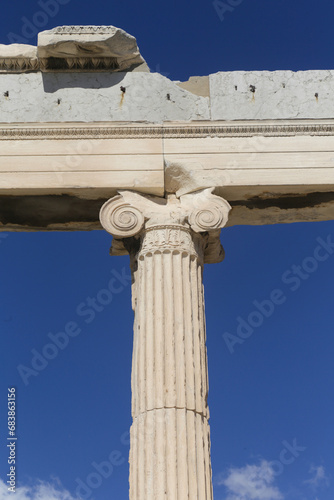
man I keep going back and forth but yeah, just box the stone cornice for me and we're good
[0,25,146,73]
[1,120,334,140]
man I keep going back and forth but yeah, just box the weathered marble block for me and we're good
[37,25,148,72]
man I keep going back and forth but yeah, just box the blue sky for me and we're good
[0,1,334,499]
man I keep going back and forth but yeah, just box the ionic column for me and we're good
[100,189,231,500]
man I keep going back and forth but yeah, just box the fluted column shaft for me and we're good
[99,189,231,500]
[130,225,212,500]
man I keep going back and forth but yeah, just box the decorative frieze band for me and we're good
[1,121,334,140]
[39,57,119,72]
[0,57,120,73]
[0,58,39,72]
[49,26,119,34]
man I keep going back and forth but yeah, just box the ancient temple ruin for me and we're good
[1,25,333,499]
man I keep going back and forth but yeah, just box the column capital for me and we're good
[99,188,231,263]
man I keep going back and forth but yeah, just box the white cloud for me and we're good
[0,478,80,500]
[216,460,283,500]
[304,465,329,489]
